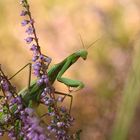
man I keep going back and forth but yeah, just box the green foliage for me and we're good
[112,39,140,140]
[15,120,21,136]
[0,112,5,124]
[11,104,18,114]
[75,129,82,140]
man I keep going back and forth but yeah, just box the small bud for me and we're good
[26,26,34,35]
[32,56,39,62]
[20,10,28,16]
[57,122,64,127]
[30,44,37,51]
[44,57,52,63]
[20,0,25,4]
[57,96,63,102]
[39,55,44,60]
[47,125,52,131]
[25,37,34,44]
[30,19,34,24]
[37,78,44,85]
[21,20,29,26]
[44,77,49,84]
[25,108,34,116]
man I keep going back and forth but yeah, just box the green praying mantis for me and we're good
[8,38,99,113]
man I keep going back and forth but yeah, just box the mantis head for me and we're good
[78,49,88,60]
[78,35,101,60]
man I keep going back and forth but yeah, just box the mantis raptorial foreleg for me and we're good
[56,58,84,92]
[48,37,101,92]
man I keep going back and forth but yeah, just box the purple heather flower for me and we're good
[25,37,34,44]
[44,98,54,105]
[57,96,63,102]
[32,62,42,68]
[33,134,39,140]
[25,108,34,116]
[39,134,47,140]
[41,97,49,103]
[44,77,49,84]
[39,54,44,60]
[19,0,24,4]
[35,126,44,133]
[32,63,41,70]
[6,91,12,99]
[18,104,23,110]
[0,131,3,136]
[57,122,65,128]
[51,128,57,133]
[30,19,34,24]
[21,110,48,140]
[0,79,9,91]
[60,107,67,113]
[16,96,22,103]
[57,130,66,135]
[41,75,47,79]
[40,75,49,84]
[40,92,46,98]
[35,61,41,67]
[33,70,40,77]
[26,26,34,35]
[27,131,35,139]
[21,20,29,26]
[32,55,39,62]
[20,10,28,16]
[37,78,44,85]
[11,98,17,104]
[8,131,16,140]
[32,62,42,75]
[47,125,52,131]
[33,50,40,56]
[49,112,55,117]
[44,87,49,92]
[20,110,25,116]
[18,1,77,139]
[3,114,11,123]
[30,44,38,51]
[29,117,39,125]
[44,57,52,63]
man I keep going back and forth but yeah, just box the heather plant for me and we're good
[0,0,82,139]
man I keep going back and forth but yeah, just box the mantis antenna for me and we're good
[79,34,102,50]
[87,36,103,49]
[79,34,86,49]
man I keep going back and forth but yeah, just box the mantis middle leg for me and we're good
[8,63,32,91]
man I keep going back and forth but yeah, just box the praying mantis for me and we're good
[8,38,99,113]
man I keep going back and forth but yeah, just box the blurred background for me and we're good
[1,0,140,139]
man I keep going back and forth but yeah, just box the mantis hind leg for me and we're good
[40,91,73,118]
[8,63,32,91]
[54,91,73,114]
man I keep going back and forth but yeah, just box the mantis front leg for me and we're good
[57,59,84,92]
